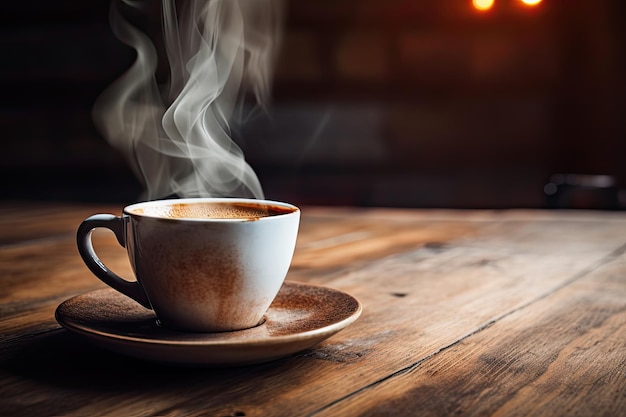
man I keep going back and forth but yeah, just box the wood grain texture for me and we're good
[315,246,626,416]
[1,204,625,416]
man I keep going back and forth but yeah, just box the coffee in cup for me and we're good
[76,198,300,332]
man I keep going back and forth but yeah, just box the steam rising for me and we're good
[93,0,282,200]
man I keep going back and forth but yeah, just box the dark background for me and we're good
[2,0,625,209]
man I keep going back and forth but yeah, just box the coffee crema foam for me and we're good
[130,202,294,220]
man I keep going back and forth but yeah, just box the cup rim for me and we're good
[123,197,300,222]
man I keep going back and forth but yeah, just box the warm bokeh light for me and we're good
[520,0,543,6]
[473,0,495,11]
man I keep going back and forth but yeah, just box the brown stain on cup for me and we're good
[134,238,263,331]
[165,245,258,330]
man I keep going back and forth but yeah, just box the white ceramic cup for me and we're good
[76,198,300,332]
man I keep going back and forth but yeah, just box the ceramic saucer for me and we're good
[55,281,362,367]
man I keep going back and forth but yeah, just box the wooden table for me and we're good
[1,202,625,416]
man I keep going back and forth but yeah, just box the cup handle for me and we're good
[77,214,151,309]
